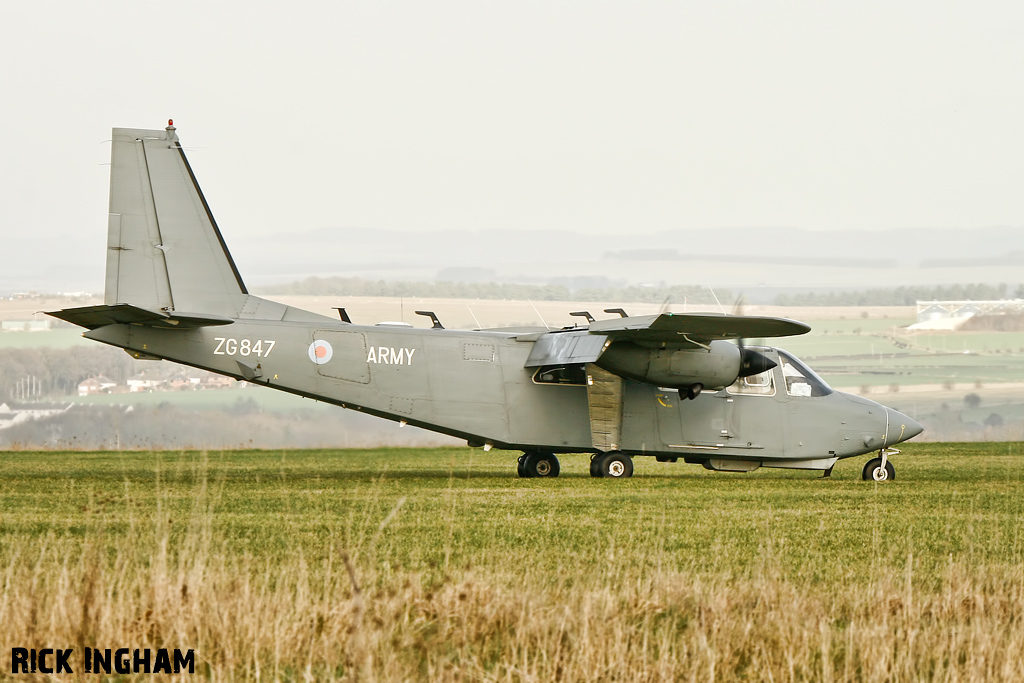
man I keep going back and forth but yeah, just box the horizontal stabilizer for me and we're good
[46,304,233,330]
[587,313,810,344]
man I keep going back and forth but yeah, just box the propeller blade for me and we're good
[738,348,777,377]
[732,295,748,358]
[731,295,746,317]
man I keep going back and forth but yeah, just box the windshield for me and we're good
[777,349,833,397]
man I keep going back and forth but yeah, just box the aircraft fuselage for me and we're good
[85,319,913,471]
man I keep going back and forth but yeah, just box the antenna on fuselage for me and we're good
[528,299,550,331]
[707,286,726,314]
[466,304,482,330]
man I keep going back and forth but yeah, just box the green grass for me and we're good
[817,353,1024,387]
[2,444,1021,589]
[2,444,1022,680]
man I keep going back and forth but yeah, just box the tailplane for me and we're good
[105,122,247,318]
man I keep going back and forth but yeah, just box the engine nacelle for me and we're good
[595,340,742,390]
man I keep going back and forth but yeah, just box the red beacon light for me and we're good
[167,119,174,127]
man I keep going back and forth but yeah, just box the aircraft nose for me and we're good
[886,408,923,445]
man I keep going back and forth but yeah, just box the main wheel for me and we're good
[517,454,529,478]
[862,457,895,481]
[600,451,634,478]
[590,454,603,478]
[523,452,560,478]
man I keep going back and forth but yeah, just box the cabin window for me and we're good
[778,350,832,397]
[728,369,775,396]
[532,364,587,386]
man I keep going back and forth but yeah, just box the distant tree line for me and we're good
[0,346,135,400]
[773,283,1024,307]
[258,277,1024,307]
[259,276,729,305]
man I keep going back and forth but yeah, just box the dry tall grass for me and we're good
[2,476,1022,682]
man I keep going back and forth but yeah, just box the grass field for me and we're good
[1,444,1023,680]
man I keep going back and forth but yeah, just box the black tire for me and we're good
[862,457,895,482]
[600,451,634,478]
[517,454,529,478]
[590,454,603,478]
[524,452,560,478]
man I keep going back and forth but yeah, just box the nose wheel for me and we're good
[862,449,898,481]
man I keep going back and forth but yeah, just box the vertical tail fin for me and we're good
[105,123,248,318]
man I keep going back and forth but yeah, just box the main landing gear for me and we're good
[862,448,898,481]
[517,452,561,478]
[590,451,634,478]
[514,451,635,478]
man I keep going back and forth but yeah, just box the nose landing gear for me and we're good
[862,448,898,481]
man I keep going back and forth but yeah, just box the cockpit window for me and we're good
[728,369,776,396]
[778,350,832,397]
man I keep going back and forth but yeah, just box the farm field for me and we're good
[1,444,1022,680]
[0,329,90,349]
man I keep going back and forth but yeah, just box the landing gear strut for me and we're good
[518,452,560,478]
[590,451,634,478]
[862,449,897,481]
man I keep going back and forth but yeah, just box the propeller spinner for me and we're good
[733,296,778,378]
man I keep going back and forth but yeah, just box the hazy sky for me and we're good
[3,1,1024,289]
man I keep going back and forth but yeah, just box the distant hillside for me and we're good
[257,277,1023,308]
[229,225,1024,296]
[257,277,730,305]
[8,225,1024,295]
[774,284,1024,307]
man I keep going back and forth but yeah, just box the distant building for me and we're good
[917,304,949,322]
[168,371,204,391]
[127,370,165,393]
[203,376,234,389]
[954,303,983,318]
[78,376,118,396]
[916,300,1024,323]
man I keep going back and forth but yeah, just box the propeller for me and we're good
[732,295,778,378]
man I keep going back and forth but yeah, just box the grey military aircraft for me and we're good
[48,123,922,481]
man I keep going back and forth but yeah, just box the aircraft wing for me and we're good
[586,312,810,344]
[524,313,809,366]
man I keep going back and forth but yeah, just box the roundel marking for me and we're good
[308,339,333,364]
